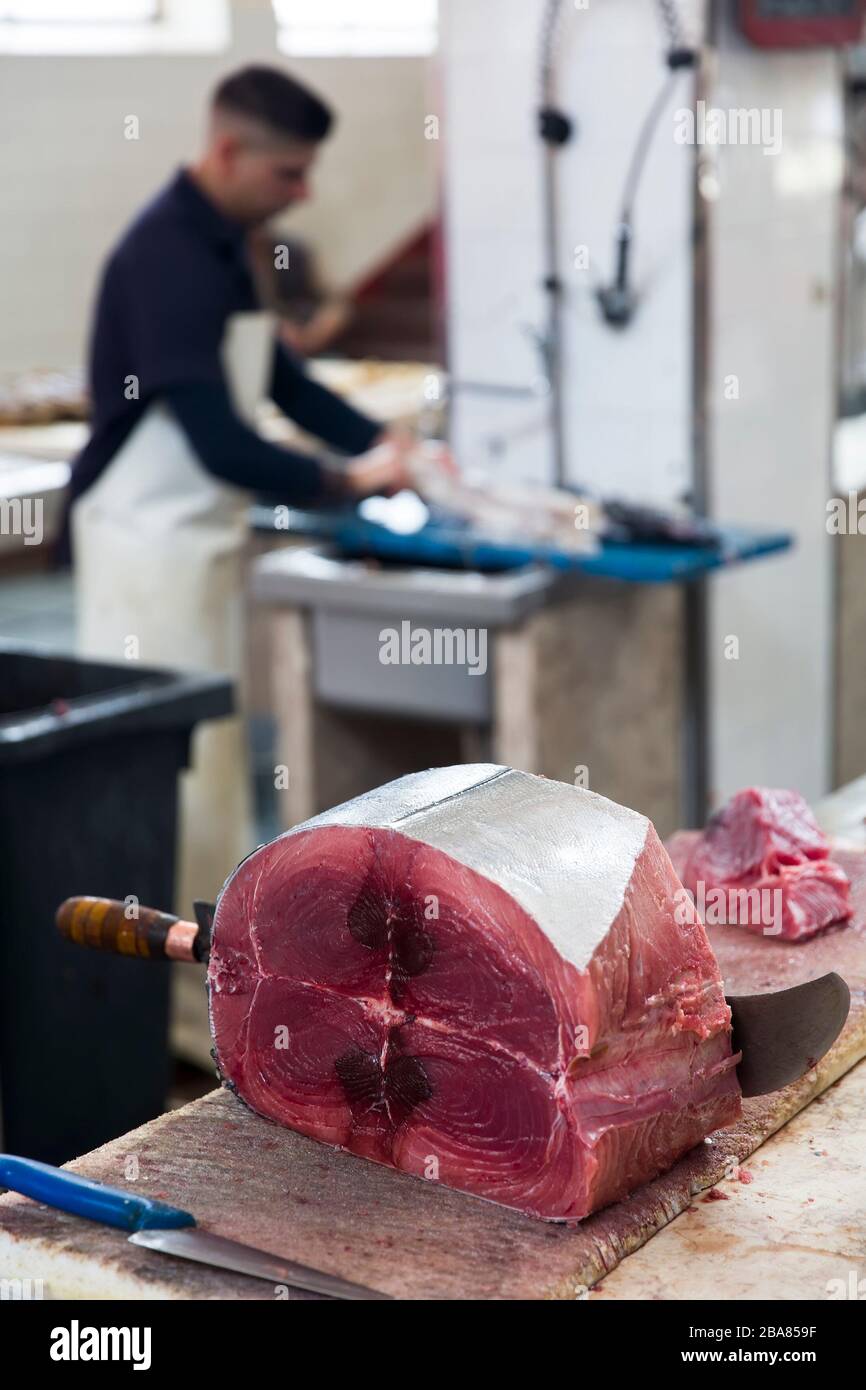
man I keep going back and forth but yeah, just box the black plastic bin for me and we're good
[0,642,233,1164]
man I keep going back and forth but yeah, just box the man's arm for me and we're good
[165,380,415,505]
[165,380,329,504]
[121,236,397,500]
[270,342,382,455]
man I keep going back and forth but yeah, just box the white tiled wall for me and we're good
[706,16,840,805]
[442,0,840,808]
[440,0,702,500]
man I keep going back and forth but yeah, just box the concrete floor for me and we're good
[0,570,76,652]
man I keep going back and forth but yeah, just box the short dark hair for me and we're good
[212,65,333,143]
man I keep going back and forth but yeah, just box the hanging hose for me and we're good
[534,0,699,482]
[537,0,573,484]
[538,0,572,146]
[656,0,685,51]
[597,0,698,327]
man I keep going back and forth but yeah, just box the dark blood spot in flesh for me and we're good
[346,879,389,952]
[384,1053,433,1123]
[391,917,433,995]
[334,1047,382,1107]
[345,870,434,1002]
[334,1045,432,1125]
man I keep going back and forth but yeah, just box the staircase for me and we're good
[333,225,441,363]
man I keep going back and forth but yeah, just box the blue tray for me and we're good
[251,505,792,585]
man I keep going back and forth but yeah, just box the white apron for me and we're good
[73,312,274,918]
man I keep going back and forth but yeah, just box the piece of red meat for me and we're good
[688,787,828,882]
[682,787,852,941]
[209,766,740,1222]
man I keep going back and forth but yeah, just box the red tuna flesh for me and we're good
[209,766,741,1221]
[682,788,852,941]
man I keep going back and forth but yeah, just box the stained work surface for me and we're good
[1,843,864,1301]
[590,1056,866,1301]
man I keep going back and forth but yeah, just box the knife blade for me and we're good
[727,970,850,1098]
[128,1226,389,1299]
[0,1155,390,1301]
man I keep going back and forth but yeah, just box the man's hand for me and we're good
[341,430,416,499]
[341,431,458,501]
[414,438,459,480]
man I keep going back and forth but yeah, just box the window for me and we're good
[0,2,157,20]
[0,0,228,53]
[273,0,437,58]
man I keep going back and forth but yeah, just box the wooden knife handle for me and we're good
[56,896,199,962]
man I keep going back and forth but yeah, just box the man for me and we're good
[69,65,422,911]
[69,64,411,528]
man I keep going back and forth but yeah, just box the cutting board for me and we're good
[589,1053,866,1300]
[2,843,865,1301]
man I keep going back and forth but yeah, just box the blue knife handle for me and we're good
[0,1155,196,1232]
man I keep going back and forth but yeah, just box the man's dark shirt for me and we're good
[67,169,379,519]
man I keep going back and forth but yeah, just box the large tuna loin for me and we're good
[209,766,741,1221]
